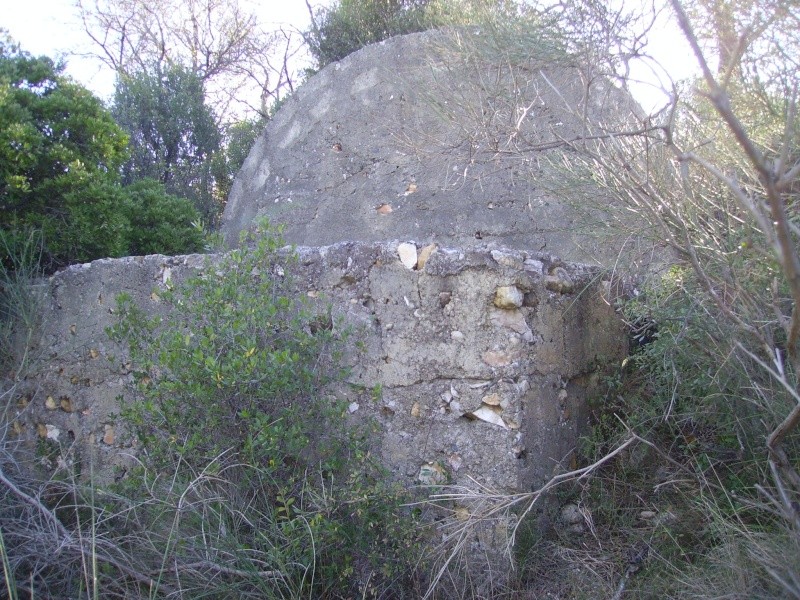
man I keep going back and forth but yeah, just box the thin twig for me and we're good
[417,435,637,598]
[0,466,173,594]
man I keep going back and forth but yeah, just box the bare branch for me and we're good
[416,435,638,598]
[77,0,297,119]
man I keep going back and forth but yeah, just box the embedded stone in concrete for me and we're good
[8,242,627,589]
[493,286,525,309]
[545,266,576,294]
[417,243,437,270]
[221,30,645,267]
[397,242,418,270]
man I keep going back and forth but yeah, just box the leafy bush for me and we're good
[0,37,129,271]
[304,0,529,70]
[104,223,422,597]
[111,229,340,468]
[305,0,434,69]
[120,179,205,256]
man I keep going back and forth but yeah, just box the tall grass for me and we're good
[0,225,426,598]
[407,3,800,597]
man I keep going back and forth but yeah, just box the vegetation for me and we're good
[1,0,798,598]
[0,36,127,271]
[0,224,423,598]
[305,0,434,69]
[304,0,526,70]
[0,231,42,381]
[0,36,204,273]
[212,115,268,205]
[77,0,299,116]
[120,179,206,256]
[79,0,300,225]
[417,1,800,597]
[113,65,222,223]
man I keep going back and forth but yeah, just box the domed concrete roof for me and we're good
[222,29,644,265]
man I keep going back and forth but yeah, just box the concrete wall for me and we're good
[11,241,624,500]
[221,30,644,267]
[8,240,624,592]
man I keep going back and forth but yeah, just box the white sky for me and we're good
[1,0,697,112]
[0,0,326,102]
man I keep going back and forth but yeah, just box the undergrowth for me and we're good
[0,223,424,599]
[524,262,800,599]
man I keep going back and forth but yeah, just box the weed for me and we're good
[103,221,423,597]
[0,222,423,598]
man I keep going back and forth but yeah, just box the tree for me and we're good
[112,65,222,222]
[78,0,301,117]
[211,116,267,203]
[0,36,129,270]
[0,35,206,272]
[79,0,302,221]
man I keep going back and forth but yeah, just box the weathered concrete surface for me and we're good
[11,242,625,499]
[222,30,643,266]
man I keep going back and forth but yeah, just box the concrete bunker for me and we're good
[14,242,625,496]
[7,29,639,588]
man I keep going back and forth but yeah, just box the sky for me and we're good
[1,0,326,102]
[0,0,697,112]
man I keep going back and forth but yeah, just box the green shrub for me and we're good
[305,0,434,69]
[120,179,204,256]
[0,37,207,273]
[106,223,422,597]
[110,228,342,470]
[50,177,132,264]
[0,37,130,271]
